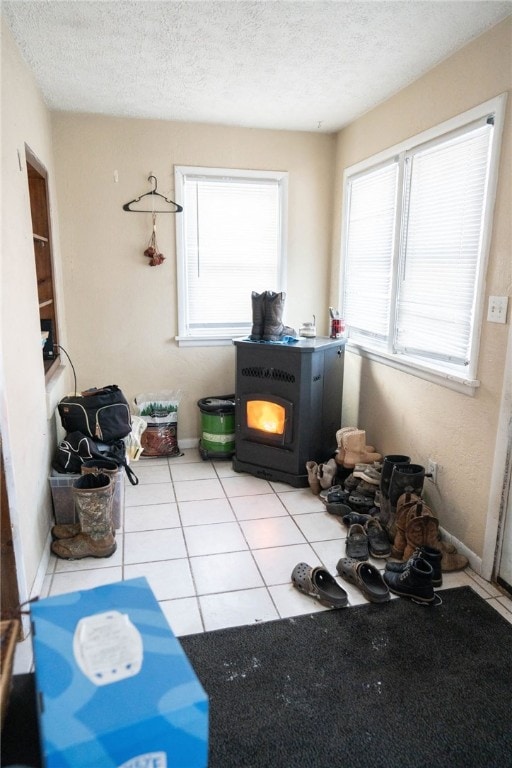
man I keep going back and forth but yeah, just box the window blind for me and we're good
[343,161,398,340]
[395,122,493,364]
[182,176,282,335]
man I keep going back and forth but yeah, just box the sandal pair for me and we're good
[291,562,348,609]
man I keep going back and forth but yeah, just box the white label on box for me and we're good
[73,611,143,686]
[118,753,167,768]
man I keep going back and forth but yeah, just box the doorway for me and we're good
[0,437,21,619]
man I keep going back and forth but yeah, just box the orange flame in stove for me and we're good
[247,401,285,435]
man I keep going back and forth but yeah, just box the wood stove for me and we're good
[232,337,345,487]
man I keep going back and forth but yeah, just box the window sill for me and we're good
[346,341,480,396]
[175,336,240,348]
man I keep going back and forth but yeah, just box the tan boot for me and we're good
[438,540,469,571]
[306,461,321,495]
[390,494,425,559]
[403,512,439,560]
[318,458,337,490]
[342,430,381,468]
[51,474,116,560]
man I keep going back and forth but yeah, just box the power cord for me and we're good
[53,344,77,396]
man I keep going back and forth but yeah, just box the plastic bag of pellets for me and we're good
[134,391,183,457]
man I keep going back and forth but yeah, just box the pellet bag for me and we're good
[134,391,183,457]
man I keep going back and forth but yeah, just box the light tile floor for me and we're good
[14,449,512,672]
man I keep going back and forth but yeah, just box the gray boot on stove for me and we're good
[262,291,295,341]
[249,291,268,340]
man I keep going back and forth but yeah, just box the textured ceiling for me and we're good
[3,0,511,133]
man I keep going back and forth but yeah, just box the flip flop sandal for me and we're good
[291,562,348,609]
[365,518,392,558]
[345,523,370,560]
[336,557,390,603]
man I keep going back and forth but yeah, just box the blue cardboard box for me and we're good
[31,578,208,767]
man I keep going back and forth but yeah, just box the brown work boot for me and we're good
[51,473,116,560]
[390,494,426,559]
[51,522,81,540]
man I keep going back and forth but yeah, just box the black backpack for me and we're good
[57,385,131,443]
[52,431,139,485]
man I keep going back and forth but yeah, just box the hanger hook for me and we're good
[148,174,158,193]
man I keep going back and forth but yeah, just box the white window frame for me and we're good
[340,94,507,395]
[174,166,288,347]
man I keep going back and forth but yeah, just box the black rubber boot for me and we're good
[262,291,295,341]
[380,455,410,500]
[249,291,267,340]
[388,463,425,506]
[383,556,435,603]
[385,545,443,587]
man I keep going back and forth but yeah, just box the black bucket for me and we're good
[197,395,236,460]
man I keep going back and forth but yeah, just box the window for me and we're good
[341,95,506,392]
[175,166,288,346]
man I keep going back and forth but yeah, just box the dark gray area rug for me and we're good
[181,587,512,768]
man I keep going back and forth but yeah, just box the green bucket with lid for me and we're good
[197,395,236,459]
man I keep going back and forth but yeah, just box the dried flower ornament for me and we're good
[144,213,165,266]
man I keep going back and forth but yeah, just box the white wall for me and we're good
[51,114,336,440]
[1,19,71,601]
[332,17,512,561]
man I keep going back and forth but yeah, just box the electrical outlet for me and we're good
[427,459,438,484]
[487,296,508,324]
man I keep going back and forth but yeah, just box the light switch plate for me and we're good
[487,296,508,324]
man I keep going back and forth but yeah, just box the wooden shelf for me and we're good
[39,299,53,309]
[33,234,48,243]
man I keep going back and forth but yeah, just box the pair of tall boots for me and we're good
[250,291,295,342]
[51,467,117,560]
[334,427,381,468]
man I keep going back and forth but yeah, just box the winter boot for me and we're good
[386,545,443,587]
[306,461,321,495]
[388,463,425,506]
[335,427,376,466]
[51,459,119,540]
[380,454,411,500]
[51,474,116,560]
[383,556,435,603]
[342,430,381,469]
[262,291,296,341]
[249,291,268,340]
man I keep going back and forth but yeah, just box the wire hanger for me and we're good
[123,175,183,213]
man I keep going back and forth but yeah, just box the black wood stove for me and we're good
[232,337,345,487]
